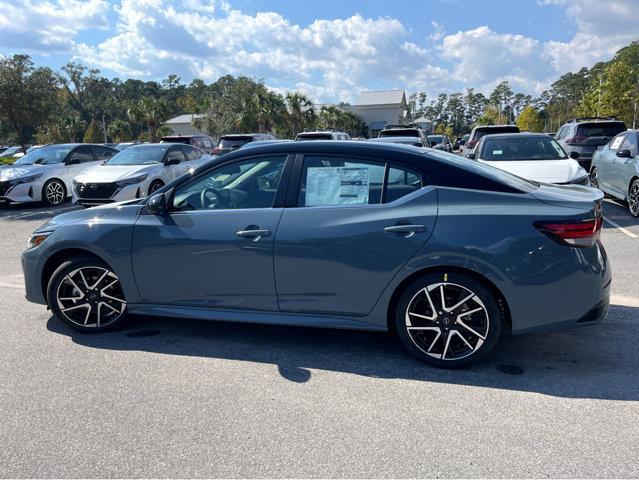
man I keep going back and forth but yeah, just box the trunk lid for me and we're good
[531,183,603,211]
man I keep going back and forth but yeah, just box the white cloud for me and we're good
[0,0,109,53]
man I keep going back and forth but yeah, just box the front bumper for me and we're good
[74,183,142,207]
[0,181,40,204]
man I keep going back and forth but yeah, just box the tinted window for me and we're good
[473,126,520,141]
[379,129,420,138]
[298,157,385,207]
[69,146,94,163]
[160,137,190,145]
[427,135,444,144]
[577,122,626,138]
[166,148,186,163]
[295,133,333,140]
[480,136,567,161]
[92,146,116,161]
[14,145,73,165]
[219,137,252,148]
[386,166,422,203]
[172,156,286,211]
[182,146,202,160]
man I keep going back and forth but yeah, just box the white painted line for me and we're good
[603,216,638,238]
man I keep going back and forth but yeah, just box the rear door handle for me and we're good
[236,229,271,238]
[384,224,426,234]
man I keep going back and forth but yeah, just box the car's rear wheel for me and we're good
[629,179,639,218]
[394,273,502,368]
[47,257,128,332]
[148,180,164,196]
[42,179,66,206]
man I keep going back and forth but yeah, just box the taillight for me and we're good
[565,135,586,144]
[534,217,603,248]
[212,147,221,154]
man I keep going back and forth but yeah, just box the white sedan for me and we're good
[72,143,214,207]
[468,133,590,185]
[0,144,118,206]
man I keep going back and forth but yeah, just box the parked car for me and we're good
[427,135,453,152]
[378,124,428,141]
[213,133,277,155]
[555,117,626,171]
[0,146,22,159]
[73,143,212,207]
[295,130,350,141]
[240,139,294,150]
[0,144,118,206]
[160,134,216,155]
[468,133,590,185]
[453,137,463,151]
[23,141,609,368]
[115,142,145,151]
[462,125,520,158]
[590,129,639,217]
[368,136,429,148]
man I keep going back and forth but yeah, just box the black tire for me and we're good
[394,272,502,368]
[148,180,164,196]
[42,179,66,206]
[628,178,639,218]
[47,257,128,332]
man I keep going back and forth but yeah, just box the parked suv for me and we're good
[160,134,216,155]
[462,125,520,158]
[555,117,626,170]
[213,133,277,155]
[378,124,427,141]
[295,130,350,141]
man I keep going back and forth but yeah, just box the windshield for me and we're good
[1,147,20,155]
[379,129,420,138]
[427,135,444,144]
[474,126,520,141]
[481,136,568,161]
[14,145,73,165]
[106,146,166,165]
[577,122,626,138]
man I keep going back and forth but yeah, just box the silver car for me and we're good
[0,144,118,206]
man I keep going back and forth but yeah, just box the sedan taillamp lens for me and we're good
[534,217,603,248]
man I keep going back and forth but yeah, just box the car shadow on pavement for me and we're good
[46,303,639,400]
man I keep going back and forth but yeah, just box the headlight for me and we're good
[27,231,52,249]
[10,173,43,186]
[117,174,148,187]
[570,175,590,186]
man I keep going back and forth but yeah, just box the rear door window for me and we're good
[386,166,422,203]
[609,133,626,151]
[182,145,202,160]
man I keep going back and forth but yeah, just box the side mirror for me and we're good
[65,157,81,165]
[616,149,632,158]
[146,188,173,215]
[569,151,580,160]
[466,153,475,160]
[164,157,181,166]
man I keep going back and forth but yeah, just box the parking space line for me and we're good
[603,216,638,238]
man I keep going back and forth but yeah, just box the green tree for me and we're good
[516,105,544,132]
[285,91,315,135]
[83,119,103,143]
[128,96,169,141]
[0,54,59,148]
[107,119,132,143]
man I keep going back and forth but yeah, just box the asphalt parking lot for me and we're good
[0,200,638,478]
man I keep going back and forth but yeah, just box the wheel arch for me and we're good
[41,248,108,301]
[386,265,512,332]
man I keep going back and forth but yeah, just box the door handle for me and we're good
[236,228,271,239]
[384,224,426,235]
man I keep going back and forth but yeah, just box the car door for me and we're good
[602,133,626,195]
[131,154,291,310]
[163,146,188,182]
[617,132,638,195]
[64,146,97,187]
[274,154,437,317]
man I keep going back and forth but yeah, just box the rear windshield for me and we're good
[218,136,253,148]
[160,137,191,145]
[481,136,567,161]
[474,126,520,141]
[577,122,626,138]
[296,133,333,140]
[427,135,444,143]
[379,129,420,138]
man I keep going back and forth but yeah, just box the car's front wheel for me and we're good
[394,273,502,368]
[148,180,164,196]
[42,179,66,206]
[47,257,128,332]
[629,178,639,218]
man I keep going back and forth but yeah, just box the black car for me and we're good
[213,133,277,155]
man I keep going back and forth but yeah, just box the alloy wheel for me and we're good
[56,266,126,328]
[629,180,639,217]
[589,168,599,188]
[149,181,163,194]
[405,282,489,361]
[45,181,65,205]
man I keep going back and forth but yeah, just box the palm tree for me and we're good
[285,92,315,135]
[127,96,168,141]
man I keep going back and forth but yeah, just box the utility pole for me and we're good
[102,115,107,143]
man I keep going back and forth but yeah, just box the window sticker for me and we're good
[492,150,503,155]
[305,167,370,206]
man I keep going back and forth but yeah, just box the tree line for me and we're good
[1,41,638,147]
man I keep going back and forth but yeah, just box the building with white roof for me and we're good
[354,90,408,137]
[164,114,206,136]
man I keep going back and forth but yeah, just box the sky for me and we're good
[0,0,638,103]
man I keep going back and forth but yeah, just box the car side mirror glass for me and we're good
[569,151,580,160]
[467,153,475,160]
[616,149,632,158]
[146,188,173,215]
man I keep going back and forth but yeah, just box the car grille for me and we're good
[75,182,119,199]
[0,181,10,197]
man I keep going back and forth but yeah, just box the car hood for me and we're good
[0,164,47,181]
[75,164,157,183]
[478,159,586,183]
[35,199,143,232]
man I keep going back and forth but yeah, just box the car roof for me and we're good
[128,143,175,149]
[368,136,423,142]
[480,133,549,140]
[221,133,265,137]
[161,134,208,138]
[473,125,519,130]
